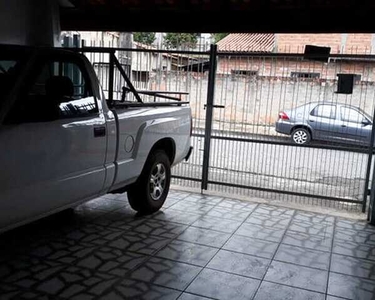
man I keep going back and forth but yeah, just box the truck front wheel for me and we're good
[127,150,171,214]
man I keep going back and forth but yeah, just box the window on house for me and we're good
[231,70,258,76]
[291,72,320,79]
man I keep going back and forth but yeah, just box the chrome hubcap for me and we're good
[293,130,308,144]
[150,163,166,201]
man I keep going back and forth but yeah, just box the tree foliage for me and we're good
[163,33,200,49]
[133,32,156,45]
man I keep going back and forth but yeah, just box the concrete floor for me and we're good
[0,190,375,300]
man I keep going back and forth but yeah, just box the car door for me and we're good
[307,104,341,142]
[338,105,372,145]
[0,53,107,230]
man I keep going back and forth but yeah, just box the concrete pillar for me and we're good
[0,0,61,47]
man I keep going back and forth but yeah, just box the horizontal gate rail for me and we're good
[206,135,373,154]
[172,175,202,182]
[77,46,210,56]
[207,181,363,204]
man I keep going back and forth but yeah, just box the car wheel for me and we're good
[291,128,311,145]
[127,150,171,214]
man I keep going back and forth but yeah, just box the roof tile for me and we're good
[216,33,276,52]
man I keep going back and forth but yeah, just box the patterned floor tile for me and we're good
[216,199,258,212]
[264,261,328,293]
[124,219,188,239]
[282,230,332,252]
[245,212,291,229]
[235,223,286,243]
[176,227,231,248]
[150,209,202,226]
[155,240,218,267]
[74,247,149,276]
[274,244,330,270]
[333,239,375,261]
[107,231,172,255]
[98,279,181,300]
[331,254,375,280]
[128,257,201,291]
[223,235,279,259]
[205,207,251,221]
[186,268,260,300]
[191,216,242,234]
[207,249,270,279]
[254,281,325,300]
[328,272,375,300]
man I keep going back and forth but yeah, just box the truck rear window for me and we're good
[0,59,21,101]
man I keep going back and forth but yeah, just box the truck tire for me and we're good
[127,150,171,214]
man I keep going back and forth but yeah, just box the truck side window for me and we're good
[5,59,98,124]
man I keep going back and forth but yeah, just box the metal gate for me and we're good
[200,45,375,212]
[64,38,375,213]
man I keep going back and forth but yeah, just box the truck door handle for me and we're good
[309,120,315,122]
[341,125,347,128]
[94,126,106,137]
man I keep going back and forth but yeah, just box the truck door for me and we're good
[0,53,107,230]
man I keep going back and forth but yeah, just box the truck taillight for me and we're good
[279,112,289,120]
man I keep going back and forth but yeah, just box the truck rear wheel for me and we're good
[127,150,171,214]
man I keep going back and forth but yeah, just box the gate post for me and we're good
[201,44,218,191]
[363,104,375,212]
[369,166,375,224]
[108,51,115,103]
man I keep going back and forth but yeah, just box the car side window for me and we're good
[340,107,364,123]
[310,104,336,119]
[5,58,98,124]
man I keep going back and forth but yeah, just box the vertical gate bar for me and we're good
[201,44,218,191]
[369,157,375,223]
[362,103,375,212]
[108,52,115,102]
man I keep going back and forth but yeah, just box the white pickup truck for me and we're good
[0,45,193,233]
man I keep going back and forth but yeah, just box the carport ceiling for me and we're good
[60,0,375,33]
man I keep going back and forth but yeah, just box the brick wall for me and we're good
[276,33,374,54]
[217,56,375,82]
[277,34,343,53]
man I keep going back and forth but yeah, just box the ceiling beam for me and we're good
[60,6,375,33]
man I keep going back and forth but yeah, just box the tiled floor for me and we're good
[1,190,375,300]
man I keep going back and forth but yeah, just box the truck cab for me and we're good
[0,45,192,233]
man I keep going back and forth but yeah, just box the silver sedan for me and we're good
[275,102,373,145]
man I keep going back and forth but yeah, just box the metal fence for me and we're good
[202,48,375,213]
[64,39,375,213]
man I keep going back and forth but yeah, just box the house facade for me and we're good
[216,33,375,83]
